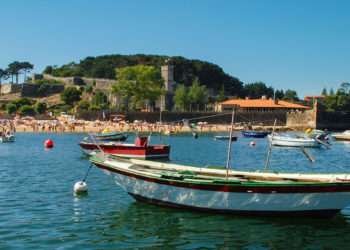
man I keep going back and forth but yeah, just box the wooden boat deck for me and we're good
[93,154,350,185]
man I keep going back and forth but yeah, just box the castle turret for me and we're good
[160,59,176,110]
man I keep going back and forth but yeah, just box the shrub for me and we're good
[60,87,81,105]
[35,102,47,114]
[76,100,90,111]
[19,105,36,116]
[6,103,17,114]
[34,79,62,84]
[12,98,33,109]
[84,85,93,94]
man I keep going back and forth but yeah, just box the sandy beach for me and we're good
[6,117,294,134]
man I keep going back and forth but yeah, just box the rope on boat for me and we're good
[300,147,315,163]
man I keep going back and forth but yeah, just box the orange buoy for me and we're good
[45,139,54,148]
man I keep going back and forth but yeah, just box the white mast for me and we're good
[225,107,235,178]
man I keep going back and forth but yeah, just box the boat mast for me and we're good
[225,107,235,178]
[264,119,277,171]
[159,109,163,143]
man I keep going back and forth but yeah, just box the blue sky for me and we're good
[1,0,349,97]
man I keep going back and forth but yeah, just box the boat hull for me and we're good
[214,136,238,141]
[79,142,170,159]
[94,160,350,216]
[269,135,320,148]
[333,135,350,141]
[94,133,128,141]
[0,135,15,143]
[242,131,269,138]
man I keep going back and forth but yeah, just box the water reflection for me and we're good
[90,201,350,249]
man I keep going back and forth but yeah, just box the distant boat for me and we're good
[268,134,320,148]
[332,130,350,141]
[0,132,15,143]
[79,136,170,159]
[214,135,238,141]
[242,130,269,138]
[93,132,128,142]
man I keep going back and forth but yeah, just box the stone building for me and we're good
[159,61,176,111]
[216,96,310,112]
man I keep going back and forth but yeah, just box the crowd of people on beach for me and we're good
[0,113,283,135]
[0,115,244,134]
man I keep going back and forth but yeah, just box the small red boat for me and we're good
[79,136,170,159]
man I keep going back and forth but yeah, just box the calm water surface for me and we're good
[1,133,350,249]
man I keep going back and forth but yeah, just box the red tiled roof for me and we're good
[220,99,310,109]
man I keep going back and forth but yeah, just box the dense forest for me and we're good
[43,54,244,96]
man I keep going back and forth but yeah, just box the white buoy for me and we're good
[74,181,88,194]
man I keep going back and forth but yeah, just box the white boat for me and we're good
[88,112,350,217]
[332,130,350,141]
[90,153,350,216]
[0,133,15,143]
[268,134,320,148]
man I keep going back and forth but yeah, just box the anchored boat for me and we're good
[268,134,320,148]
[242,130,270,138]
[88,112,350,217]
[93,131,128,142]
[214,135,238,141]
[79,136,170,159]
[332,130,350,141]
[0,133,15,143]
[90,153,350,216]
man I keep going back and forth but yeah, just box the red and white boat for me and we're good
[79,136,170,159]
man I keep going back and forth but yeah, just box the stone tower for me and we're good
[160,60,176,110]
[161,63,176,93]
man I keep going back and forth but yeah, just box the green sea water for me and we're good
[1,133,350,249]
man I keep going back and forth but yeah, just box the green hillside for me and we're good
[43,54,244,96]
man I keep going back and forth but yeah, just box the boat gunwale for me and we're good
[90,155,350,191]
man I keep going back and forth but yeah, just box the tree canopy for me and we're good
[60,87,82,105]
[6,61,34,84]
[188,78,208,111]
[173,84,189,111]
[43,54,243,96]
[243,82,274,99]
[112,65,164,111]
[319,84,350,112]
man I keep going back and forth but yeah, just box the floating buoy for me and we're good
[45,139,54,148]
[250,141,256,147]
[74,181,88,194]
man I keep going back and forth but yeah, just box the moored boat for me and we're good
[242,130,269,138]
[0,132,15,143]
[93,131,128,141]
[268,134,320,148]
[90,153,350,216]
[214,135,238,141]
[332,130,350,141]
[79,136,170,159]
